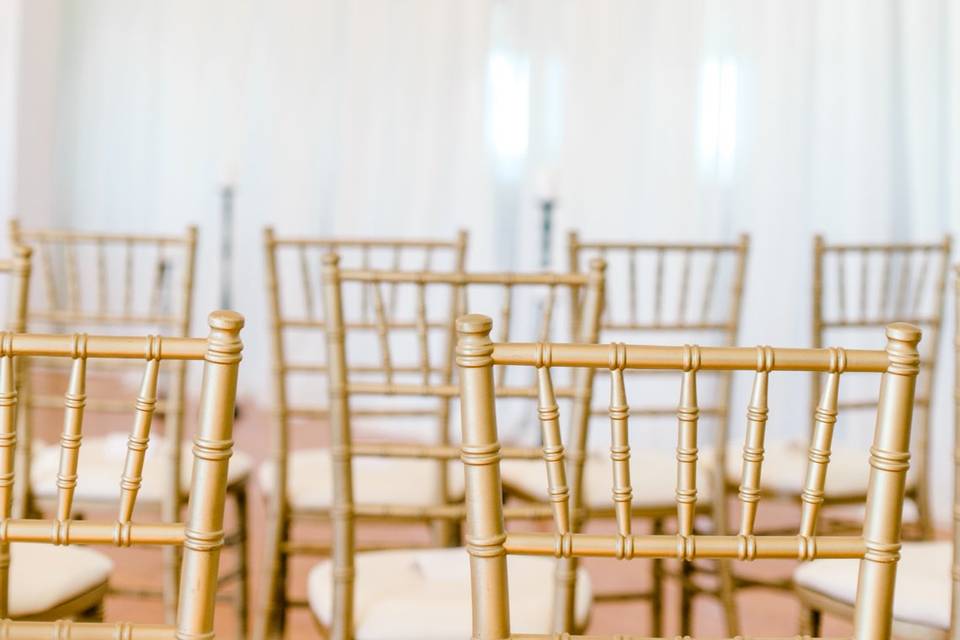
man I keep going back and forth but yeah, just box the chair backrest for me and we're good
[262,228,467,499]
[813,235,950,537]
[568,232,749,339]
[0,310,243,637]
[10,220,199,519]
[568,232,750,530]
[322,254,605,639]
[457,314,921,640]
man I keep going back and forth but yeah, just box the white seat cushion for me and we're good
[725,440,917,498]
[9,543,113,618]
[307,547,591,638]
[793,541,949,630]
[31,432,253,502]
[258,447,463,512]
[501,449,716,509]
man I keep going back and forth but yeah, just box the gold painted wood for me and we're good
[675,361,699,538]
[457,315,921,640]
[256,228,469,639]
[0,310,243,638]
[535,366,569,534]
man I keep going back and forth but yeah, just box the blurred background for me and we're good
[1,0,958,524]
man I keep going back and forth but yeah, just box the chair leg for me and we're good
[718,558,739,636]
[650,518,664,636]
[232,483,251,639]
[799,604,822,636]
[679,559,694,635]
[254,504,289,640]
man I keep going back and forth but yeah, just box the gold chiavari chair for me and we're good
[0,309,243,638]
[716,235,951,614]
[0,242,116,623]
[792,263,960,639]
[805,235,950,538]
[310,254,606,639]
[257,229,468,638]
[9,220,253,633]
[456,314,922,640]
[497,232,749,634]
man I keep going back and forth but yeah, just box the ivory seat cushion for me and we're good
[501,449,716,509]
[724,441,917,498]
[31,432,253,502]
[793,541,949,630]
[307,547,592,638]
[9,543,113,618]
[258,447,464,511]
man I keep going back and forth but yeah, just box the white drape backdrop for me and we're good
[1,0,958,522]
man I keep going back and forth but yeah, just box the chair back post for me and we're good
[322,253,355,640]
[163,224,198,619]
[711,233,750,536]
[952,265,960,640]
[913,235,953,537]
[0,335,15,618]
[432,229,471,546]
[566,230,582,339]
[175,310,244,639]
[263,226,291,534]
[7,244,31,520]
[457,313,510,640]
[852,322,921,640]
[552,256,605,632]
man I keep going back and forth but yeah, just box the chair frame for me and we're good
[9,221,251,634]
[0,244,106,623]
[794,262,960,640]
[0,309,243,639]
[257,228,469,638]
[457,314,921,640]
[564,231,750,635]
[321,254,606,640]
[810,235,951,539]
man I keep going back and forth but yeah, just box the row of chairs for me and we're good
[0,220,951,639]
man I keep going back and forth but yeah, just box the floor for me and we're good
[29,384,865,638]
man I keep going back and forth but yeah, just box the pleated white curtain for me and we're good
[3,0,958,520]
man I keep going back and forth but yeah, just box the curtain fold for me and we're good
[16,0,960,522]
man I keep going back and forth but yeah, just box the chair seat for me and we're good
[307,547,592,638]
[31,432,253,502]
[258,447,464,512]
[501,449,716,510]
[793,541,949,630]
[9,543,113,618]
[724,440,917,498]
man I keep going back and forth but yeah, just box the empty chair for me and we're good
[456,314,921,639]
[0,309,243,638]
[256,228,468,638]
[500,231,749,634]
[714,236,951,613]
[0,242,115,622]
[308,254,606,639]
[10,220,253,632]
[792,263,960,638]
